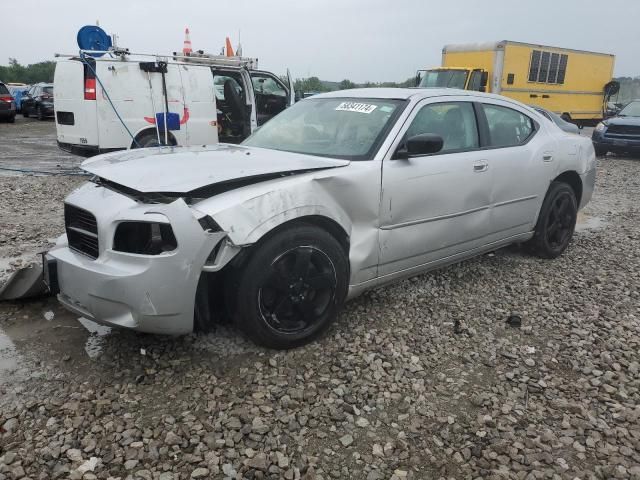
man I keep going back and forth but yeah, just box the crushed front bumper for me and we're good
[47,183,227,335]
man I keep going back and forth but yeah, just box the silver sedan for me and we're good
[46,88,596,348]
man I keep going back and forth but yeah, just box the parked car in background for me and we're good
[0,81,16,123]
[530,105,581,134]
[22,83,55,120]
[592,100,640,156]
[46,88,596,349]
[7,84,30,113]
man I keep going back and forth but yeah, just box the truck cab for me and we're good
[416,67,488,92]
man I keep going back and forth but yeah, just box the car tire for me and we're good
[561,113,572,122]
[527,181,578,259]
[23,108,29,118]
[7,115,15,124]
[232,224,348,349]
[594,145,608,157]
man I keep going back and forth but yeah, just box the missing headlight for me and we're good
[113,222,177,255]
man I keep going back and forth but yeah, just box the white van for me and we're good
[54,52,295,156]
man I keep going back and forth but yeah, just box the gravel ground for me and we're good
[0,119,639,479]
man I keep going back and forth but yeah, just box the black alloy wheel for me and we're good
[528,181,577,258]
[233,224,348,349]
[259,246,337,335]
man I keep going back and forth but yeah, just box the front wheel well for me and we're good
[553,171,582,206]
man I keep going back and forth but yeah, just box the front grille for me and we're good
[64,204,99,259]
[605,124,640,137]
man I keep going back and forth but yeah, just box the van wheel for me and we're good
[233,224,348,349]
[134,131,168,148]
[527,182,577,259]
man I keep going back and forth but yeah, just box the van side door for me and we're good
[249,71,290,126]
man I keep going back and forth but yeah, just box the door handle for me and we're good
[473,160,489,172]
[543,153,554,162]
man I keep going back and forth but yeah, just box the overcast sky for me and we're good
[3,0,639,82]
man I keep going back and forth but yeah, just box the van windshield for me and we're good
[243,97,406,160]
[418,69,469,89]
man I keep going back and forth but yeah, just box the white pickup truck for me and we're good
[54,51,295,156]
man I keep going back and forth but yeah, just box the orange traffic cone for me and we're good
[225,37,234,57]
[183,28,192,56]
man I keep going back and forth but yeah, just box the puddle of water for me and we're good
[77,317,112,359]
[576,212,606,232]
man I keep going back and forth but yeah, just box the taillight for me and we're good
[84,78,96,100]
[0,95,12,103]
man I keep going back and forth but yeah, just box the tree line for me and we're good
[0,59,55,84]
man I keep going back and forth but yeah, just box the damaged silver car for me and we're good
[45,88,596,349]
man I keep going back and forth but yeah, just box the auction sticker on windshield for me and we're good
[335,102,377,114]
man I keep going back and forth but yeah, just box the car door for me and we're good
[379,99,493,276]
[477,101,554,240]
[249,71,290,126]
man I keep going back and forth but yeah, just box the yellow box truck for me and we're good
[417,41,616,124]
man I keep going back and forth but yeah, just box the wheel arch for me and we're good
[130,127,177,148]
[254,215,350,255]
[553,170,583,206]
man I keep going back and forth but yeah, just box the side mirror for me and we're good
[396,133,444,159]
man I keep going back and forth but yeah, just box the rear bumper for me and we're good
[47,184,226,335]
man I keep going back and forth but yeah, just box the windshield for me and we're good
[42,86,54,95]
[242,97,406,160]
[418,70,469,89]
[619,101,640,117]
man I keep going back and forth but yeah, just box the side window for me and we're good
[483,104,534,148]
[406,102,479,153]
[468,71,482,91]
[251,74,287,97]
[212,74,244,102]
[251,73,289,125]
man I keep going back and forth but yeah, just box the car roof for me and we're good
[310,87,521,105]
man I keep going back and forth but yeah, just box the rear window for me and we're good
[43,86,54,95]
[483,104,535,147]
[0,84,9,95]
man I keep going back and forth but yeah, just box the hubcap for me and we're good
[545,193,575,249]
[258,246,337,335]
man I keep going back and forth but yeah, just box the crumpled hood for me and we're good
[81,144,350,194]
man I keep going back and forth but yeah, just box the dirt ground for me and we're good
[1,117,640,480]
